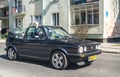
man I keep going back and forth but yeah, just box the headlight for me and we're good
[84,46,87,52]
[79,47,84,53]
[96,45,101,49]
[98,45,101,49]
[96,45,98,49]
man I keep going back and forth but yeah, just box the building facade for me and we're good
[42,0,70,31]
[0,0,9,34]
[9,0,70,32]
[9,0,120,42]
[70,0,120,42]
[9,0,43,32]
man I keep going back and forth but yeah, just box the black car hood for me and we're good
[59,37,98,45]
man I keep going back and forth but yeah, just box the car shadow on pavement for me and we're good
[66,63,90,70]
[0,54,90,70]
[18,58,89,70]
[0,54,8,59]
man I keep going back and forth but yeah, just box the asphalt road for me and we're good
[0,43,120,77]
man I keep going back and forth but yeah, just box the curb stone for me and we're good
[102,51,120,54]
[101,47,120,50]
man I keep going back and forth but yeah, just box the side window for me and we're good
[25,27,36,39]
[25,27,46,40]
[37,28,46,40]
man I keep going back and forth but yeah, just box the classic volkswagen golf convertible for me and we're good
[5,26,101,69]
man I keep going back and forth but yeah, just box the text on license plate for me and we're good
[89,55,97,61]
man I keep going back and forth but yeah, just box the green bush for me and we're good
[4,32,8,38]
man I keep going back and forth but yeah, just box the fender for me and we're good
[51,47,68,55]
[6,45,17,53]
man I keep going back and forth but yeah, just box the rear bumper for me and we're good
[67,50,102,63]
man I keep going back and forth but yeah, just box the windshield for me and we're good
[44,26,71,39]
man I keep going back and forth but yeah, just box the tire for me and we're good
[7,47,18,60]
[51,51,68,70]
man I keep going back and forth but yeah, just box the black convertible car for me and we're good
[5,26,101,69]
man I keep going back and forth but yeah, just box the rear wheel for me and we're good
[7,47,18,60]
[51,51,68,70]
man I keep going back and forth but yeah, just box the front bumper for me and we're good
[67,50,102,63]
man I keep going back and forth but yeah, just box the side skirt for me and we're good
[19,54,49,61]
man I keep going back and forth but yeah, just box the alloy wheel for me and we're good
[7,48,17,60]
[51,51,68,69]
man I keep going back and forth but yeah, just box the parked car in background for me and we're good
[5,25,101,69]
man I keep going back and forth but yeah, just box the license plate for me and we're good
[89,55,97,61]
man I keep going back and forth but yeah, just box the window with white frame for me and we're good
[74,0,99,4]
[52,13,59,26]
[75,11,80,25]
[15,18,23,28]
[30,15,42,24]
[73,4,99,25]
[50,0,59,3]
[35,15,41,23]
[93,9,99,24]
[31,15,33,23]
[87,10,92,24]
[15,0,23,13]
[81,11,86,24]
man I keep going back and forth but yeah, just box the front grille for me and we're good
[86,45,96,52]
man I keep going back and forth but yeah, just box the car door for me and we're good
[18,26,37,56]
[30,27,50,59]
[20,27,50,59]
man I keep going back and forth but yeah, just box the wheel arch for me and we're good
[6,45,19,60]
[7,45,17,53]
[51,47,68,54]
[50,47,69,61]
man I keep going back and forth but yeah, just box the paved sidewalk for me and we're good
[0,39,5,43]
[101,43,120,54]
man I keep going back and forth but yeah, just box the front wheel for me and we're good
[7,47,18,60]
[51,51,68,70]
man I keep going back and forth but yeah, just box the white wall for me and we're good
[22,0,43,28]
[103,0,120,38]
[9,0,15,31]
[43,0,70,32]
[99,0,104,35]
[0,0,8,8]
